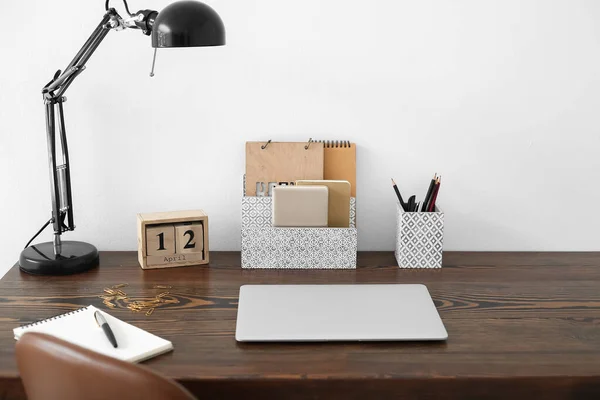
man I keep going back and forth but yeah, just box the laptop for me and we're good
[235,284,448,342]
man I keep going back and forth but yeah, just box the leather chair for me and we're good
[16,332,196,400]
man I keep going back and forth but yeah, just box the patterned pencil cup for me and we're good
[395,202,444,268]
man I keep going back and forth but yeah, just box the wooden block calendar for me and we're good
[137,210,209,269]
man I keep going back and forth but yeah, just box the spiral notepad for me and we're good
[13,305,173,363]
[316,140,356,197]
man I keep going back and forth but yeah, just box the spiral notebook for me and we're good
[317,140,356,197]
[13,305,173,363]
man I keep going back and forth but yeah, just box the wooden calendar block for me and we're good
[175,222,204,254]
[137,210,209,269]
[145,224,175,256]
[146,252,205,266]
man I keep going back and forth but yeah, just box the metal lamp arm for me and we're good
[42,5,157,100]
[39,8,125,255]
[105,0,158,34]
[43,9,119,100]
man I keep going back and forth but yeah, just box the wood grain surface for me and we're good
[245,141,324,196]
[0,251,599,399]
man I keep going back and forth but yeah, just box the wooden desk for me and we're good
[0,252,599,399]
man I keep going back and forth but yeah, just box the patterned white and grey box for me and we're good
[242,196,356,228]
[241,196,357,269]
[241,227,357,269]
[395,203,444,268]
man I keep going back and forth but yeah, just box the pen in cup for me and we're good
[392,174,442,212]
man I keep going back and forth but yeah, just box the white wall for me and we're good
[1,0,599,277]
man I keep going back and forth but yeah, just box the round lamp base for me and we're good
[19,241,99,275]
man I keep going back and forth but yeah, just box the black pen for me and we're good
[407,195,416,212]
[95,311,118,348]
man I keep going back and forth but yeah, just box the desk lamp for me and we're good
[19,0,225,275]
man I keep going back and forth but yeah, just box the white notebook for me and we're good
[13,305,173,363]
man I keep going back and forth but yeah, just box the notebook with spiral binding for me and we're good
[317,140,356,197]
[13,305,173,363]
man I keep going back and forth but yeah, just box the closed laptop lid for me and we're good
[235,284,447,342]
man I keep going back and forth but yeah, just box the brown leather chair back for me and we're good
[16,332,196,400]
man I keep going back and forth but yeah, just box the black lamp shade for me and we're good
[152,1,225,48]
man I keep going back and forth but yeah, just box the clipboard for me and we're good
[245,141,324,196]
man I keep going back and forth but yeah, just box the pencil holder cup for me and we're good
[395,202,444,268]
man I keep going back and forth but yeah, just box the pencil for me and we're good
[421,174,437,212]
[428,177,441,212]
[391,179,407,211]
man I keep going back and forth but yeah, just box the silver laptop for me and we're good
[235,284,447,342]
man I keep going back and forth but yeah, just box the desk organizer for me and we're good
[395,203,444,268]
[241,180,357,269]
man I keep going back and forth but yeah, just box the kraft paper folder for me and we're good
[296,180,351,228]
